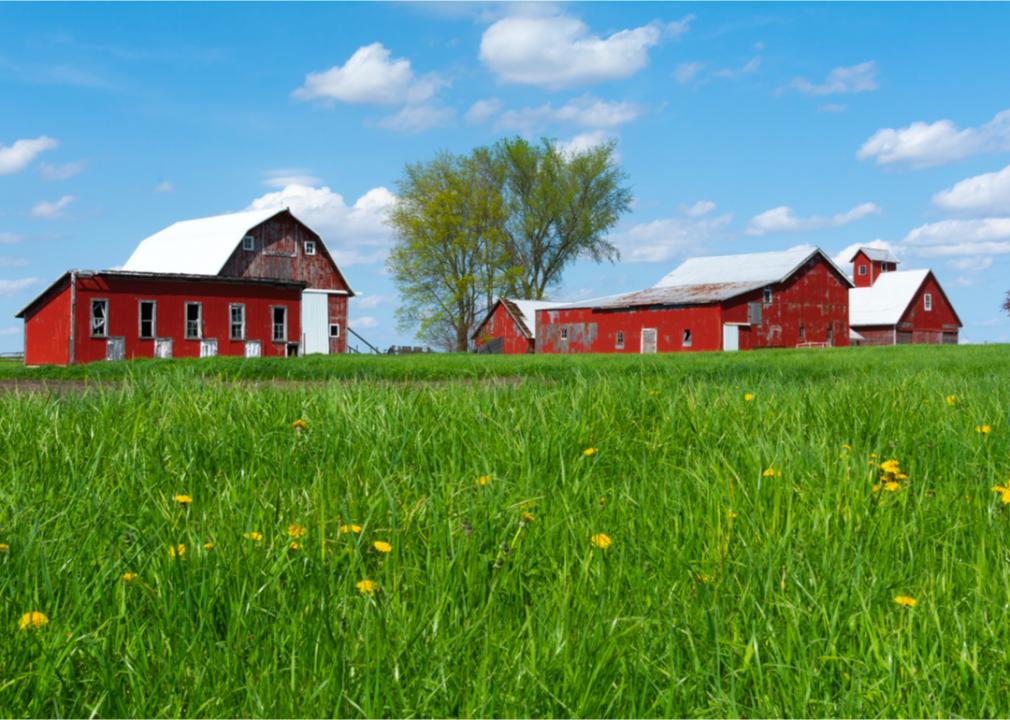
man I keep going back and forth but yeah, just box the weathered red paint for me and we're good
[20,272,303,365]
[536,255,850,353]
[852,250,897,288]
[852,271,961,345]
[327,293,349,354]
[472,300,534,354]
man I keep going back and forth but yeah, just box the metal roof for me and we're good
[122,208,289,275]
[472,297,566,339]
[850,246,899,264]
[849,269,930,326]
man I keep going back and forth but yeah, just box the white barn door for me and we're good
[301,291,329,355]
[641,328,657,353]
[722,324,739,352]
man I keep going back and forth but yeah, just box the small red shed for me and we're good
[471,298,561,354]
[848,248,961,345]
[536,247,852,354]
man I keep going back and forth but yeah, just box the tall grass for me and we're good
[1,345,1009,716]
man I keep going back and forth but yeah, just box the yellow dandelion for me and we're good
[288,541,301,552]
[291,418,308,431]
[727,510,737,520]
[476,475,491,487]
[521,511,536,523]
[992,485,1010,504]
[872,483,881,493]
[173,494,192,505]
[0,543,9,553]
[841,443,852,451]
[169,543,185,559]
[762,467,781,478]
[590,533,612,550]
[743,393,754,402]
[894,595,917,607]
[287,523,306,538]
[121,572,138,583]
[373,540,392,554]
[976,424,992,435]
[203,542,215,551]
[339,523,362,534]
[879,459,901,474]
[869,453,878,459]
[883,481,900,492]
[19,611,49,630]
[946,395,957,406]
[355,579,379,595]
[243,532,263,542]
[582,447,597,457]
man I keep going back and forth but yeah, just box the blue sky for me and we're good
[3,1,1010,351]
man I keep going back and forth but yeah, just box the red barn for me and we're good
[848,247,961,345]
[16,208,355,365]
[536,247,852,353]
[472,298,561,354]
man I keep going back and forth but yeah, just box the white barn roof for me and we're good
[122,208,287,275]
[653,247,846,289]
[849,269,930,326]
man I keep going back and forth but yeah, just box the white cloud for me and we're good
[154,181,174,193]
[666,15,694,38]
[903,218,1010,257]
[39,160,85,181]
[0,136,58,175]
[0,326,20,336]
[673,61,703,85]
[0,277,39,296]
[479,13,678,89]
[557,130,612,156]
[378,103,455,133]
[609,204,734,263]
[785,61,878,96]
[465,98,502,125]
[830,239,899,270]
[948,256,993,272]
[262,169,321,188]
[31,195,75,219]
[0,233,23,244]
[714,56,762,80]
[858,109,1010,168]
[293,43,422,105]
[933,163,1010,215]
[0,256,29,268]
[247,184,396,266]
[497,96,643,133]
[746,202,880,236]
[353,315,379,329]
[356,294,387,309]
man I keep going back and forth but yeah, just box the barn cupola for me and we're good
[850,246,899,287]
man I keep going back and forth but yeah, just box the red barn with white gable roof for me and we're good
[16,208,355,365]
[535,247,853,353]
[471,298,564,354]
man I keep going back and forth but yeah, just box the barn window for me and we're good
[615,330,624,349]
[560,328,568,341]
[683,329,692,347]
[924,292,933,312]
[858,265,867,276]
[90,299,108,338]
[762,287,773,304]
[304,240,316,256]
[242,235,255,251]
[272,306,288,342]
[329,323,341,338]
[185,302,202,339]
[799,324,806,342]
[230,304,245,340]
[826,323,834,344]
[138,300,156,339]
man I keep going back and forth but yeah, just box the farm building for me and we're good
[16,208,355,365]
[536,246,852,353]
[848,247,961,345]
[471,298,563,354]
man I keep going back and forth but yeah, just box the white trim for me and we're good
[185,301,202,340]
[301,288,350,295]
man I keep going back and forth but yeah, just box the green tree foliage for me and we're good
[386,138,631,350]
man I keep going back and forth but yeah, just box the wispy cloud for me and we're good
[858,108,1010,168]
[31,195,75,219]
[746,202,880,236]
[784,61,878,96]
[0,136,58,175]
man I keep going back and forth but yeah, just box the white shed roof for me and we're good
[653,247,830,289]
[122,208,287,275]
[849,269,930,326]
[851,246,899,264]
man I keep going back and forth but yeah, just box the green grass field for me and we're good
[2,345,1010,716]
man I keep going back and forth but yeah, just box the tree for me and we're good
[494,137,632,299]
[1004,290,1010,318]
[386,150,508,352]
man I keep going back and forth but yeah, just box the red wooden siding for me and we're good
[537,305,723,353]
[896,273,960,344]
[220,211,351,293]
[327,293,348,354]
[67,275,301,364]
[852,250,897,289]
[23,280,71,366]
[473,302,533,354]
